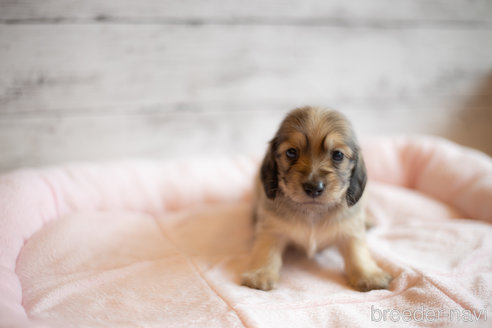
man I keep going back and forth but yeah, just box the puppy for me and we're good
[242,106,391,292]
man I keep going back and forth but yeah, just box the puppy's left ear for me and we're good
[346,150,367,206]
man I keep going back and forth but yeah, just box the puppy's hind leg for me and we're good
[242,233,287,291]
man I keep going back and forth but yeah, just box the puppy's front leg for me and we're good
[339,237,392,292]
[242,233,286,291]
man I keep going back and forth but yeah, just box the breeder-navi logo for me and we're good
[371,305,487,323]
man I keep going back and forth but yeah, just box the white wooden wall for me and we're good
[1,1,491,172]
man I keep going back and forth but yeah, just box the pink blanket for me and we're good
[1,136,491,327]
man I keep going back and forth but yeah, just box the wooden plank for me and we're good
[1,0,491,24]
[1,25,491,116]
[0,111,282,171]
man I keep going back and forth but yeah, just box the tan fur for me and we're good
[242,106,392,291]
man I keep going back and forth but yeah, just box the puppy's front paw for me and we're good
[348,269,392,292]
[241,268,278,291]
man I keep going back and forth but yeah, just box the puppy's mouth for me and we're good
[301,200,325,206]
[282,190,328,206]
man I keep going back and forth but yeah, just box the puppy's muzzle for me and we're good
[302,180,325,198]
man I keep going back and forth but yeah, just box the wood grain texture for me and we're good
[1,0,491,24]
[0,1,491,172]
[1,25,491,114]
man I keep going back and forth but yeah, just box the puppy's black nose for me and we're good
[302,181,325,198]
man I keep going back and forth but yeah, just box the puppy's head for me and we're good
[261,106,366,207]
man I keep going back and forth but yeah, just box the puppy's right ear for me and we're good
[260,139,279,199]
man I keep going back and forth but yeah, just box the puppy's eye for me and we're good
[332,150,344,162]
[286,148,298,159]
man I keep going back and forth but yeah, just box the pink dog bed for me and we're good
[1,136,491,327]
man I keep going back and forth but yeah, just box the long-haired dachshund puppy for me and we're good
[242,106,392,291]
